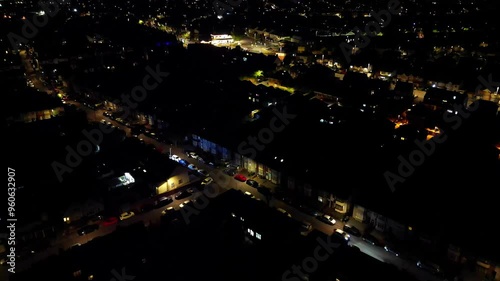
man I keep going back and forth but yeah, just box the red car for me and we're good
[101,217,118,226]
[234,174,247,182]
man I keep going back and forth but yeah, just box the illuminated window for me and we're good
[334,203,344,212]
[318,196,323,202]
[256,233,262,240]
[248,228,254,236]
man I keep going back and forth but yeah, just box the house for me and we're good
[209,189,302,244]
[144,153,190,194]
[423,88,467,110]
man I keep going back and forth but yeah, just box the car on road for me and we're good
[362,233,381,246]
[102,217,118,226]
[223,168,236,176]
[155,196,173,208]
[197,169,209,177]
[384,243,402,257]
[178,159,188,166]
[161,206,175,216]
[200,177,214,186]
[276,208,292,217]
[334,229,350,241]
[416,260,442,275]
[234,174,247,182]
[343,224,361,237]
[78,224,99,236]
[119,211,135,221]
[298,204,321,217]
[246,179,259,188]
[187,164,198,170]
[179,200,192,208]
[175,190,191,200]
[170,154,181,162]
[316,214,336,225]
[300,221,312,232]
[186,151,199,159]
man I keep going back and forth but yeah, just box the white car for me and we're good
[334,229,350,241]
[187,152,199,159]
[119,211,135,220]
[179,200,191,208]
[170,154,181,162]
[200,177,213,186]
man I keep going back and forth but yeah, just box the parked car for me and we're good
[362,233,381,246]
[224,168,236,176]
[316,214,336,225]
[416,260,442,275]
[187,164,198,171]
[155,196,173,208]
[298,204,321,217]
[101,217,118,226]
[178,159,188,166]
[119,211,135,221]
[170,154,181,162]
[161,206,175,216]
[179,200,192,208]
[234,174,247,182]
[77,224,99,236]
[175,190,191,200]
[276,208,292,217]
[185,151,198,159]
[246,179,259,188]
[343,224,361,237]
[197,169,209,177]
[301,221,312,231]
[200,177,214,186]
[334,229,351,241]
[384,243,402,257]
